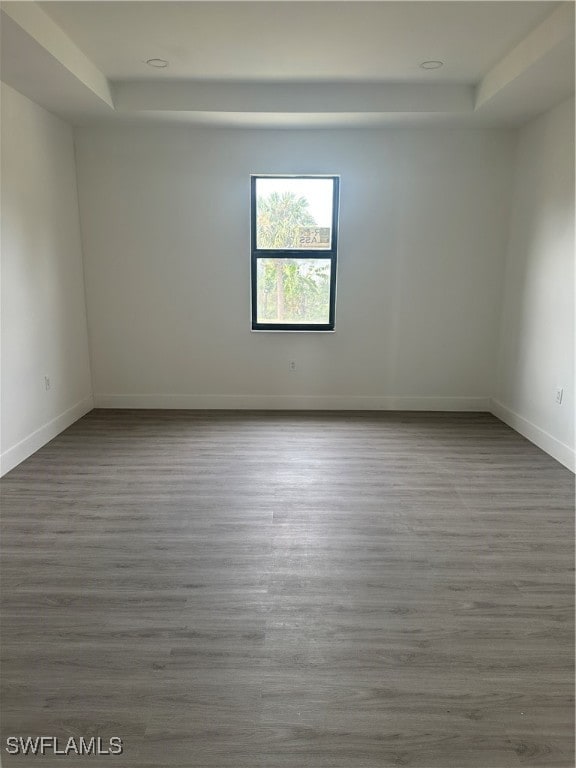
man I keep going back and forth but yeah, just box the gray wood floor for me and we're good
[1,410,574,768]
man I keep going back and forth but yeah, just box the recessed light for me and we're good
[419,60,444,70]
[146,58,169,68]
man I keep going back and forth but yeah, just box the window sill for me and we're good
[251,328,336,334]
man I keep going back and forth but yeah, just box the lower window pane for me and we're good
[256,258,331,325]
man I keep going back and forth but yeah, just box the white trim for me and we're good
[0,396,94,477]
[4,395,571,474]
[94,393,491,411]
[490,399,575,473]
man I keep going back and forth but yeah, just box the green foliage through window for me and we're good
[257,191,316,250]
[256,258,331,323]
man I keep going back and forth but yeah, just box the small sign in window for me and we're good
[297,227,331,249]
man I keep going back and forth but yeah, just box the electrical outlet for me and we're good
[44,376,51,391]
[555,387,563,405]
[288,361,297,372]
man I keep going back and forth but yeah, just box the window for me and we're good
[251,175,340,331]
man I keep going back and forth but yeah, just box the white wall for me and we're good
[494,97,575,471]
[0,83,93,475]
[75,124,514,410]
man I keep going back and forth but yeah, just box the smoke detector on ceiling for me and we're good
[146,58,169,68]
[419,61,444,70]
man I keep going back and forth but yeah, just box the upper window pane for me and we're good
[255,177,334,251]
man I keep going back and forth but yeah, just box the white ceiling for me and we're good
[39,1,554,82]
[1,1,574,127]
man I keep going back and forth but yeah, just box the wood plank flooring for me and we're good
[1,410,574,767]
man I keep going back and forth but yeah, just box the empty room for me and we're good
[0,1,574,766]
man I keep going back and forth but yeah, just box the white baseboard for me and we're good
[0,396,94,477]
[490,399,575,472]
[94,393,491,411]
[4,394,571,474]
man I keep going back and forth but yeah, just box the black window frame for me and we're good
[251,174,340,331]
